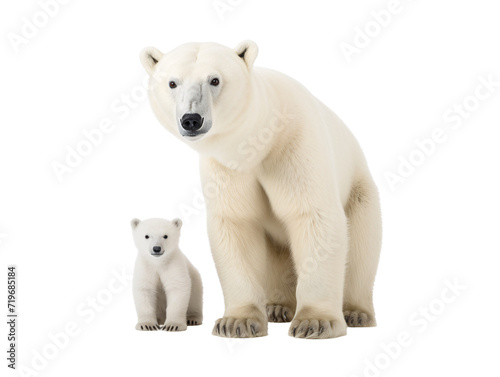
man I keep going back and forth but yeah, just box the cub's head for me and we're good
[140,40,258,145]
[130,218,182,258]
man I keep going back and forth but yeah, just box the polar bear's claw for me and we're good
[266,304,294,323]
[289,318,346,339]
[163,322,187,331]
[212,317,267,338]
[136,322,160,331]
[343,310,376,327]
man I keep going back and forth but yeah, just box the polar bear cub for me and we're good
[131,217,203,331]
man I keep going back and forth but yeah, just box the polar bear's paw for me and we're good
[288,308,347,339]
[186,317,202,326]
[343,310,376,327]
[288,318,347,339]
[288,319,346,339]
[136,322,161,331]
[212,317,267,338]
[266,304,294,323]
[162,321,187,332]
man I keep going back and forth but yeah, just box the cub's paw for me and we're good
[344,310,376,327]
[136,322,161,331]
[187,317,202,326]
[289,314,347,339]
[162,322,187,332]
[266,304,294,323]
[212,317,267,338]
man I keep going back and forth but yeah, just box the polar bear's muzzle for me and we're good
[151,246,164,257]
[176,82,212,140]
[179,112,211,140]
[180,113,204,133]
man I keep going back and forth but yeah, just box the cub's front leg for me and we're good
[201,159,268,338]
[161,260,192,332]
[133,262,161,331]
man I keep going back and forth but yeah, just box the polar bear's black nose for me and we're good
[153,246,162,253]
[181,113,203,132]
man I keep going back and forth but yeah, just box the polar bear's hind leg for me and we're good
[264,236,297,323]
[186,263,204,326]
[343,178,382,327]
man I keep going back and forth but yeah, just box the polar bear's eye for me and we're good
[210,78,220,86]
[163,235,168,239]
[169,81,177,89]
[145,235,149,239]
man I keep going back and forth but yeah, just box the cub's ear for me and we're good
[172,218,183,229]
[234,40,258,70]
[130,218,141,229]
[140,47,164,75]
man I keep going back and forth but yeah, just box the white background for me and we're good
[1,0,499,376]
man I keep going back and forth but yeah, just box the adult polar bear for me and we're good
[140,41,382,339]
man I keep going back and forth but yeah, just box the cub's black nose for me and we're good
[181,113,203,131]
[152,246,162,253]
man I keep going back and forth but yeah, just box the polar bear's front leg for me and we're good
[201,158,269,338]
[132,261,162,331]
[162,282,191,332]
[133,286,161,331]
[287,211,349,339]
[209,218,268,338]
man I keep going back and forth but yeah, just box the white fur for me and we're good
[140,41,382,339]
[131,218,203,331]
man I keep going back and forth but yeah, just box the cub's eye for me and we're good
[169,81,177,89]
[145,235,149,239]
[210,78,220,86]
[163,235,168,239]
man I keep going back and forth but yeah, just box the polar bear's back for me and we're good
[253,67,371,204]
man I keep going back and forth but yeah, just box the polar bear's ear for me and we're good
[172,218,183,229]
[140,47,164,76]
[130,218,141,229]
[234,40,258,70]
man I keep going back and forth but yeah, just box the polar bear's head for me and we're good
[140,41,258,147]
[130,218,182,258]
